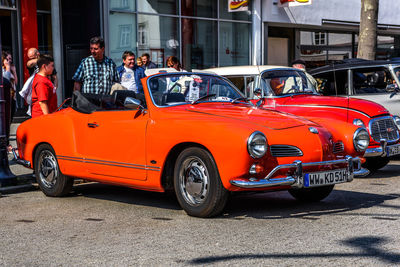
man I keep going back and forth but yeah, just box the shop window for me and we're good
[181,0,217,18]
[219,0,251,21]
[138,14,179,67]
[219,22,250,67]
[138,23,148,47]
[138,0,178,15]
[0,0,16,8]
[119,25,132,48]
[182,19,217,70]
[109,0,135,11]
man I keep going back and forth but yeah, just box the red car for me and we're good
[206,66,400,171]
[13,72,368,217]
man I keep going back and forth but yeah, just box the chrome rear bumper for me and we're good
[9,147,31,168]
[230,156,368,189]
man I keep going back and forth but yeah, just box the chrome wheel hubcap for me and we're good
[179,157,209,206]
[38,150,59,188]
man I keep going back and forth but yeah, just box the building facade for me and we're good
[2,0,400,104]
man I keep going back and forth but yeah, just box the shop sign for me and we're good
[278,0,312,7]
[228,0,249,12]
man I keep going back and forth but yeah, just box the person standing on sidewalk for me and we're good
[31,55,57,118]
[141,53,157,70]
[117,51,146,93]
[73,36,119,95]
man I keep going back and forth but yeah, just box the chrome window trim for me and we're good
[146,72,245,108]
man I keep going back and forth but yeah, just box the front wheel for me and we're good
[174,147,229,217]
[34,144,73,197]
[362,157,390,172]
[288,185,334,202]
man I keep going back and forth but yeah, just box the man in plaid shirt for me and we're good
[73,36,119,94]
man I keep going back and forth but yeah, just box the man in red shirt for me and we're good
[31,55,57,118]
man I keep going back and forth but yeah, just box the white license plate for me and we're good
[304,169,348,188]
[387,144,400,157]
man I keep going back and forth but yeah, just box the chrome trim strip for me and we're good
[276,104,372,118]
[57,155,161,171]
[230,156,367,189]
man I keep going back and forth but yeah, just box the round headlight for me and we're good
[393,115,400,130]
[353,119,365,127]
[353,128,370,152]
[247,131,268,158]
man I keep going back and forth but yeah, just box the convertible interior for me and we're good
[71,90,146,113]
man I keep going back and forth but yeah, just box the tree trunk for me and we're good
[357,0,379,60]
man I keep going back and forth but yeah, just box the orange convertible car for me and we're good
[14,73,369,217]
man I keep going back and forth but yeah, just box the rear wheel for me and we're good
[288,185,334,202]
[34,144,73,197]
[362,157,390,172]
[174,147,229,217]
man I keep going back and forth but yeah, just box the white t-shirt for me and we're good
[120,66,137,92]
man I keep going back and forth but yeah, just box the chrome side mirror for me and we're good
[386,84,397,92]
[124,97,144,110]
[253,88,262,98]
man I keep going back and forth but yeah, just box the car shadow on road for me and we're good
[359,162,400,179]
[71,183,181,211]
[187,236,400,265]
[70,182,400,220]
[221,189,400,220]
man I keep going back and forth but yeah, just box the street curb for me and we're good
[0,183,38,195]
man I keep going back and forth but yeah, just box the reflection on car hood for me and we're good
[185,103,316,130]
[280,94,389,117]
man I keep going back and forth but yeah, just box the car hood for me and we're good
[279,94,389,117]
[183,103,316,130]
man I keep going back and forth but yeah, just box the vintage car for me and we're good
[204,66,400,171]
[309,59,400,115]
[14,72,369,217]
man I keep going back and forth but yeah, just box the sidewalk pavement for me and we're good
[0,113,38,195]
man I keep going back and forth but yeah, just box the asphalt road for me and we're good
[2,123,400,266]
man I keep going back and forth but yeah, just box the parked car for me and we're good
[204,66,400,171]
[309,59,400,115]
[14,72,368,217]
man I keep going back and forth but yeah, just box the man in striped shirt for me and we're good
[73,36,119,95]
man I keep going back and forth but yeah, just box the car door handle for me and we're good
[87,123,99,128]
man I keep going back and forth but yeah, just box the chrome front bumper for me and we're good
[230,156,369,189]
[364,139,388,157]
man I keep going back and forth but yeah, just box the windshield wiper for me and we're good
[231,97,254,106]
[191,94,216,105]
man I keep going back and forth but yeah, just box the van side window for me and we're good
[314,70,348,96]
[352,67,393,95]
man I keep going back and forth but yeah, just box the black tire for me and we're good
[34,144,73,197]
[362,157,390,172]
[173,147,229,218]
[288,185,334,202]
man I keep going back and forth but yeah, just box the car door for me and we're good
[83,108,148,181]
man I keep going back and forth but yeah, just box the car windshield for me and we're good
[260,69,318,96]
[147,73,245,106]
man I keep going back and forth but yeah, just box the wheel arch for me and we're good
[32,142,53,169]
[161,142,213,191]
